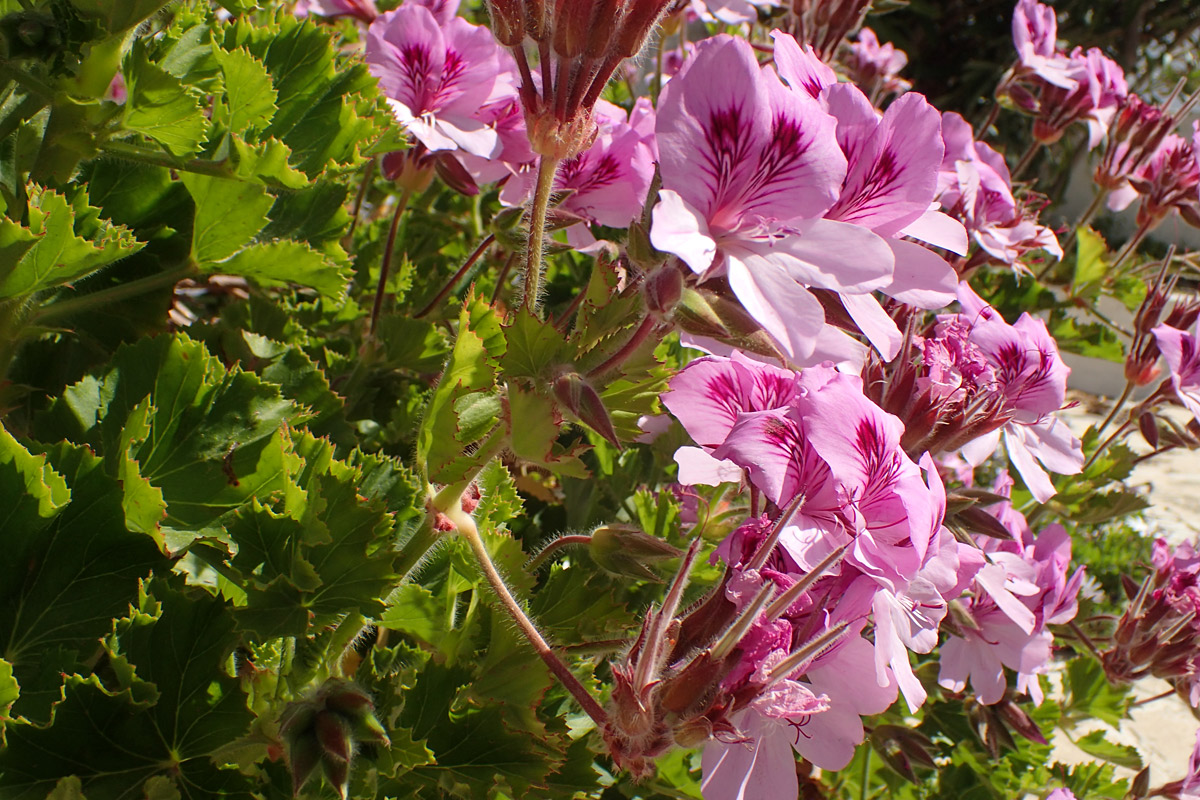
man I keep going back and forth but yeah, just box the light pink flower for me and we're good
[366,5,518,158]
[846,27,911,97]
[299,0,378,22]
[1153,320,1200,422]
[949,284,1083,502]
[650,34,895,362]
[937,112,1062,270]
[501,99,657,228]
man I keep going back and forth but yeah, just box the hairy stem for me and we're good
[523,155,560,314]
[32,261,197,325]
[370,188,413,337]
[414,234,496,318]
[448,503,609,725]
[527,534,594,572]
[586,315,658,378]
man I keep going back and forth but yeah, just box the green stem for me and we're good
[447,501,609,726]
[523,155,560,314]
[0,62,57,100]
[393,515,441,581]
[860,743,872,800]
[1080,420,1132,476]
[31,262,197,325]
[100,140,235,179]
[430,426,508,514]
[369,188,413,337]
[527,534,593,572]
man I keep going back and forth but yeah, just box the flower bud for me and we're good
[643,265,682,317]
[589,524,683,582]
[486,0,526,46]
[553,372,621,446]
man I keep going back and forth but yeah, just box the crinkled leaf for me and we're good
[0,441,167,722]
[1072,730,1143,770]
[122,43,209,157]
[0,185,143,299]
[502,307,568,380]
[0,423,69,524]
[213,46,276,134]
[37,333,298,534]
[215,240,350,303]
[417,295,506,482]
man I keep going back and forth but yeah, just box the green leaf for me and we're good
[1061,657,1132,728]
[502,308,568,380]
[38,333,298,534]
[0,441,167,722]
[380,584,444,645]
[1072,730,1143,770]
[215,240,350,302]
[0,185,144,300]
[213,46,276,133]
[122,43,209,157]
[1073,226,1107,298]
[218,14,383,174]
[465,623,552,736]
[181,173,274,264]
[0,422,69,523]
[1068,490,1149,524]
[417,294,506,482]
[0,583,257,798]
[0,657,18,747]
[69,0,173,34]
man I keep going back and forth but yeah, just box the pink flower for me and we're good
[1030,46,1127,149]
[937,112,1062,270]
[650,34,896,362]
[689,0,779,25]
[1152,320,1200,424]
[846,28,911,97]
[501,99,657,229]
[300,0,378,22]
[939,500,1082,704]
[366,5,518,158]
[1121,129,1200,231]
[1010,0,1077,90]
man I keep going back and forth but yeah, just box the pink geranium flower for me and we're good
[366,4,518,159]
[937,112,1062,270]
[1152,320,1200,422]
[949,284,1083,502]
[650,33,896,362]
[501,99,657,229]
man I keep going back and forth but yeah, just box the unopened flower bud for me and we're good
[486,0,526,46]
[612,0,671,58]
[315,711,354,763]
[553,372,621,446]
[1139,411,1160,449]
[644,265,683,317]
[589,524,683,582]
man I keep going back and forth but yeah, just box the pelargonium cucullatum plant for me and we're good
[3,0,1200,798]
